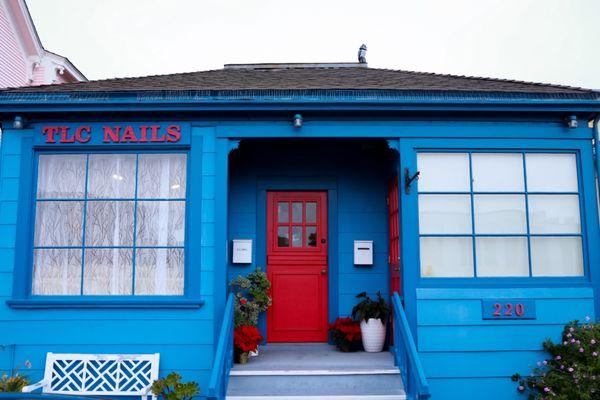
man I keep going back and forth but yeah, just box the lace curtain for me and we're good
[32,153,187,296]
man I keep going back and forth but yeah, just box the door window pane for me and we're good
[277,202,289,223]
[292,202,303,223]
[32,249,82,295]
[306,202,317,223]
[419,195,471,234]
[474,195,526,234]
[277,227,289,247]
[135,248,184,295]
[472,153,524,192]
[420,237,473,277]
[85,201,134,246]
[34,201,84,246]
[476,237,529,277]
[292,226,302,247]
[528,195,581,234]
[83,249,133,295]
[137,154,187,198]
[531,237,583,276]
[306,226,317,247]
[37,155,86,199]
[526,153,578,192]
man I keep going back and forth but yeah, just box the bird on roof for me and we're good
[358,44,367,64]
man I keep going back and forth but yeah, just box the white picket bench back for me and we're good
[23,353,160,399]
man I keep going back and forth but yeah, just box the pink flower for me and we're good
[571,339,576,343]
[543,360,548,365]
[560,365,565,369]
[518,385,525,392]
[544,387,550,392]
[568,367,574,373]
[555,355,562,360]
[569,327,575,332]
[592,339,597,345]
[563,341,568,345]
[594,352,598,357]
[579,348,585,353]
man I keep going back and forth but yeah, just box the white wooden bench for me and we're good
[22,353,160,400]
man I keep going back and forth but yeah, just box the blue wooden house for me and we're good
[0,62,599,400]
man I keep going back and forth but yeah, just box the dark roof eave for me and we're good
[0,89,599,114]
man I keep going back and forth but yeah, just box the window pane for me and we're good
[420,237,473,277]
[37,154,86,199]
[135,248,184,295]
[306,226,317,247]
[292,226,302,247]
[83,249,133,295]
[277,227,289,247]
[528,195,581,234]
[417,153,470,192]
[419,195,472,234]
[32,249,81,295]
[136,201,186,246]
[306,202,317,223]
[531,237,583,276]
[87,154,136,198]
[292,202,302,223]
[526,153,578,192]
[476,237,529,277]
[34,201,84,246]
[137,154,187,198]
[474,195,526,234]
[85,201,134,246]
[277,202,289,223]
[472,153,524,192]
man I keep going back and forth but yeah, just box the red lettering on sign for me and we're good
[59,126,75,143]
[139,126,149,143]
[75,126,91,143]
[493,303,501,317]
[42,126,59,143]
[120,126,138,143]
[149,125,166,142]
[515,303,525,316]
[166,125,181,142]
[103,126,121,143]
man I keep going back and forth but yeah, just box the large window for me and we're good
[32,153,187,295]
[417,152,583,278]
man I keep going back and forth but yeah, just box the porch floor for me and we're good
[231,343,399,374]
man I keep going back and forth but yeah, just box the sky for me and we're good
[27,0,600,89]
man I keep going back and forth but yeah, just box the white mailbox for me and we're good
[354,240,373,266]
[233,239,253,264]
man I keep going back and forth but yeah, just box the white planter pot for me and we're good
[360,318,386,352]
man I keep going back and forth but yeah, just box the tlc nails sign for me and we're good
[37,123,190,146]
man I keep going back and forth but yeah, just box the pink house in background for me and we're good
[0,0,86,88]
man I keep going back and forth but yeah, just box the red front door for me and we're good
[267,191,328,342]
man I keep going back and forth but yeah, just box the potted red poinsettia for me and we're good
[329,317,362,352]
[233,325,263,364]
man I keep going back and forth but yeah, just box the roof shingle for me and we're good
[1,65,596,98]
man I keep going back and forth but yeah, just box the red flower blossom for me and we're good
[328,317,362,351]
[234,325,263,353]
[240,298,248,305]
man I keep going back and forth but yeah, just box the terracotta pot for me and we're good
[234,351,250,364]
[360,318,386,352]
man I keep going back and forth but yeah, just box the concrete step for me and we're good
[226,344,406,399]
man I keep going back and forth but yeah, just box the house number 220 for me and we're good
[482,299,536,320]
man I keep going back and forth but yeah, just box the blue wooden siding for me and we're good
[228,140,394,334]
[417,287,595,399]
[0,125,219,394]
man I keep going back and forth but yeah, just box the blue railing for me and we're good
[206,293,235,400]
[392,292,431,400]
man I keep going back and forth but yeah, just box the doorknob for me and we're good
[321,269,327,275]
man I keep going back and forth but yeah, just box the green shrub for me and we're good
[150,372,199,400]
[0,360,31,393]
[512,317,600,399]
[230,267,271,327]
